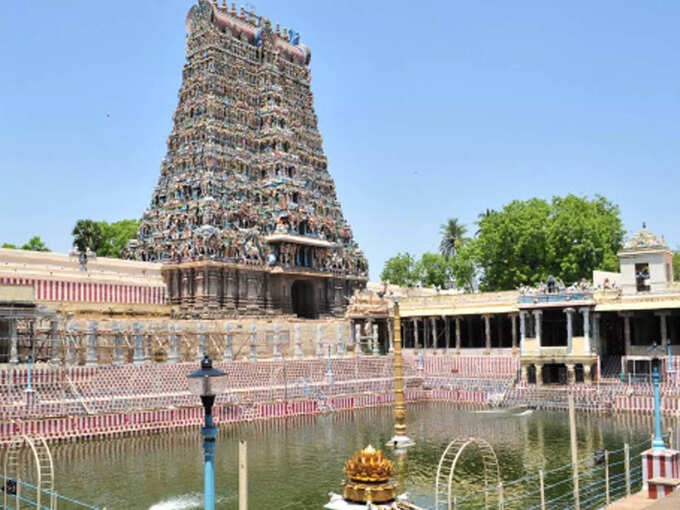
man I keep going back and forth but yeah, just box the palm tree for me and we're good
[439,218,468,258]
[72,219,104,254]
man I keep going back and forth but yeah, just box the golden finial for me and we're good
[240,7,245,20]
[283,27,288,41]
[231,2,236,16]
[275,23,281,36]
[222,0,227,11]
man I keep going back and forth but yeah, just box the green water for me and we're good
[47,404,674,509]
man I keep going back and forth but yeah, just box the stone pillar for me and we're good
[166,323,178,364]
[66,322,78,365]
[444,317,451,353]
[223,323,233,362]
[521,364,529,384]
[272,323,282,360]
[583,364,592,386]
[519,311,526,355]
[535,363,543,386]
[294,324,303,359]
[592,313,601,355]
[533,310,543,355]
[113,322,124,365]
[455,317,461,354]
[511,313,518,354]
[580,308,591,355]
[9,318,18,364]
[566,363,576,385]
[50,319,60,363]
[249,323,257,362]
[197,323,207,362]
[424,318,430,349]
[622,313,633,355]
[132,322,144,365]
[431,317,437,351]
[337,322,345,357]
[316,324,324,358]
[387,318,394,354]
[372,324,379,355]
[412,319,419,350]
[86,321,98,366]
[483,314,492,354]
[354,323,361,356]
[565,308,575,354]
[656,311,670,352]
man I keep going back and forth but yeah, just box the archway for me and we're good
[291,280,316,319]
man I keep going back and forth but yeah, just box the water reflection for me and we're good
[48,404,669,509]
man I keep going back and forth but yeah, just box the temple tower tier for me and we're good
[126,1,367,318]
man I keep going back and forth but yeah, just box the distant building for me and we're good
[125,1,367,318]
[349,225,680,384]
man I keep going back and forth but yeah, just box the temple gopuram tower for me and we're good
[125,0,368,319]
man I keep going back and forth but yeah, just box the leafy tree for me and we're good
[439,218,468,258]
[546,194,623,282]
[415,252,451,288]
[474,198,552,290]
[21,236,50,252]
[96,219,139,258]
[381,252,418,287]
[448,243,477,291]
[473,195,624,291]
[673,251,680,281]
[72,219,104,254]
[1,243,16,249]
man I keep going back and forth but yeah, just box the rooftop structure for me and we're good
[125,1,367,318]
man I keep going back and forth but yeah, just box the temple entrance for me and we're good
[291,280,316,319]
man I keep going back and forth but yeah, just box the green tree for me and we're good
[380,252,418,287]
[21,236,50,252]
[72,219,105,254]
[449,242,477,291]
[1,243,16,249]
[546,194,623,282]
[473,195,624,291]
[415,252,451,288]
[96,219,139,258]
[673,251,680,281]
[439,218,468,258]
[474,198,552,290]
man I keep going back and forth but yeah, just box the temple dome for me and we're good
[623,223,668,251]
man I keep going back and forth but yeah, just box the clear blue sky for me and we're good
[2,1,679,280]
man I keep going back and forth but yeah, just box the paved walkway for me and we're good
[607,489,680,509]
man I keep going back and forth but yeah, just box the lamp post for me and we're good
[188,354,228,510]
[388,299,414,448]
[652,364,665,451]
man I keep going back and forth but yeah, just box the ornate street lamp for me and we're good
[188,354,228,510]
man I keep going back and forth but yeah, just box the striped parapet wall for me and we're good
[404,353,520,377]
[0,276,166,305]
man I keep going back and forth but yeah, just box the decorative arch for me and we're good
[3,433,55,509]
[435,436,501,510]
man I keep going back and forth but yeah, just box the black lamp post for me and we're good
[188,354,228,510]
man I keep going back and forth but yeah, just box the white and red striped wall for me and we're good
[0,276,166,305]
[642,448,680,498]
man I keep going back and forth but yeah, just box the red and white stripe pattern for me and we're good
[0,276,166,305]
[642,449,680,498]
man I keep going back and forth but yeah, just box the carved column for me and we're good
[294,324,303,359]
[565,308,575,354]
[223,323,233,361]
[354,323,361,356]
[9,319,18,364]
[519,311,527,355]
[566,363,576,385]
[536,362,543,386]
[580,307,591,355]
[168,323,180,364]
[521,364,529,384]
[533,310,543,355]
[86,321,98,366]
[511,313,518,354]
[622,312,633,355]
[50,319,60,364]
[583,364,592,386]
[387,318,394,354]
[113,322,124,365]
[132,322,144,365]
[483,314,492,354]
[430,317,437,351]
[412,319,419,350]
[455,317,461,354]
[372,324,379,355]
[592,313,601,355]
[656,311,671,352]
[249,323,257,361]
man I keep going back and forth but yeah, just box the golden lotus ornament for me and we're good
[342,445,397,503]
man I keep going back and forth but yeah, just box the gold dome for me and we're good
[344,445,395,483]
